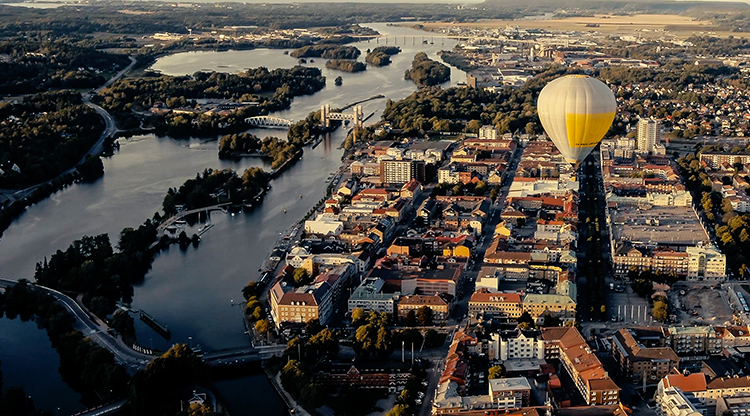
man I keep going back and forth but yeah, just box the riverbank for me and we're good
[262,363,312,416]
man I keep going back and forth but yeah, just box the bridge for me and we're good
[321,104,363,129]
[156,203,232,235]
[203,344,286,367]
[245,115,294,128]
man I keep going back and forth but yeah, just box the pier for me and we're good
[139,310,171,340]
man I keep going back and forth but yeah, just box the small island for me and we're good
[365,46,401,67]
[218,133,298,169]
[290,44,361,59]
[404,51,450,87]
[325,59,366,72]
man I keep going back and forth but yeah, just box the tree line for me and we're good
[677,152,750,278]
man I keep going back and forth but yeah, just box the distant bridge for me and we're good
[156,203,232,235]
[321,104,363,129]
[245,115,294,128]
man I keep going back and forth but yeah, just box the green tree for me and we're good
[488,365,506,379]
[541,313,562,327]
[188,403,215,416]
[293,268,311,287]
[255,319,271,337]
[404,309,417,327]
[417,306,433,326]
[517,311,535,327]
[309,328,339,358]
[242,281,260,301]
[351,307,367,327]
[376,326,394,357]
[385,404,411,416]
[424,329,443,348]
[305,318,322,336]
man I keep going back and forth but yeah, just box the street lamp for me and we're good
[188,336,193,349]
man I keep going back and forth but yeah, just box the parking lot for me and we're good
[669,283,734,326]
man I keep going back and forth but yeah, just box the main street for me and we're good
[418,146,524,416]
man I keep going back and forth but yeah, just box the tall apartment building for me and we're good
[637,118,660,154]
[479,125,498,140]
[380,159,425,185]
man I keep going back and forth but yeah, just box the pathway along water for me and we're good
[0,23,461,414]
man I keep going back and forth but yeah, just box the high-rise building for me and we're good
[379,159,425,185]
[637,118,660,154]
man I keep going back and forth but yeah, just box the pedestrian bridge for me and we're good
[203,344,286,367]
[245,116,294,128]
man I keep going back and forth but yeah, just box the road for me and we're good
[0,277,154,373]
[0,56,134,204]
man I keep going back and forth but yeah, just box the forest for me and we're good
[0,37,130,94]
[325,59,367,72]
[383,65,572,135]
[0,90,104,188]
[290,45,361,59]
[365,46,401,67]
[403,52,451,87]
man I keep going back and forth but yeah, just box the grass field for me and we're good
[416,14,746,39]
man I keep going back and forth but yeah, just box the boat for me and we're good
[283,209,287,213]
[300,194,303,198]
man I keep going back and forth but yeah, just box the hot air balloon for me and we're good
[537,75,616,168]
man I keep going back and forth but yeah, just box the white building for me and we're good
[479,125,498,140]
[304,216,344,235]
[347,277,400,315]
[637,118,660,154]
[488,330,544,361]
[686,244,727,280]
[657,387,706,416]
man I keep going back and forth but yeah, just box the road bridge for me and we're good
[203,344,286,367]
[245,115,294,128]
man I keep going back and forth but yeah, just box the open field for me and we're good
[415,14,750,39]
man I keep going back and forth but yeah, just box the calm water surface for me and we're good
[0,317,86,414]
[0,23,463,414]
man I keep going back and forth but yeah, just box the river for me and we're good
[0,23,461,414]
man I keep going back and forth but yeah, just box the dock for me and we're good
[139,310,171,340]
